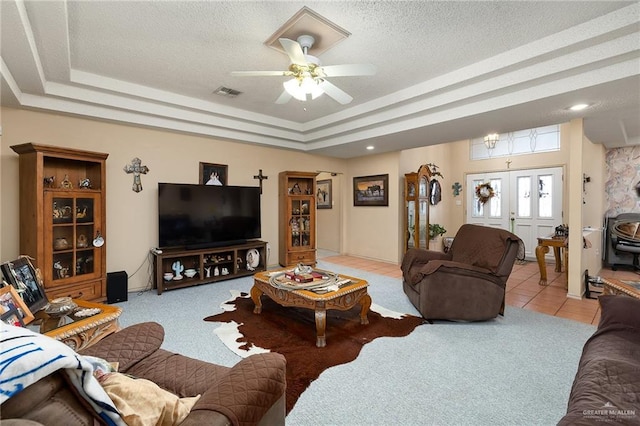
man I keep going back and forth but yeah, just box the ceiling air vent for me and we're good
[213,86,242,98]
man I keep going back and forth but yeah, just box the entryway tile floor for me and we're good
[320,251,640,326]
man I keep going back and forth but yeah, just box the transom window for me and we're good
[470,125,560,160]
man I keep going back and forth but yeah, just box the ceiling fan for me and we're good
[231,35,376,105]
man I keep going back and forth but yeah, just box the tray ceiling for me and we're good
[1,1,638,158]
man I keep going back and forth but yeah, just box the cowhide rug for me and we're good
[204,290,426,414]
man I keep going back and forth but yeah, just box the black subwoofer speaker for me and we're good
[107,271,128,304]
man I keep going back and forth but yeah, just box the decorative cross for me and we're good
[506,159,512,169]
[451,182,462,197]
[123,157,149,192]
[253,169,268,194]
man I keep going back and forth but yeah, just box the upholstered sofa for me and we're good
[558,295,640,425]
[401,224,523,321]
[1,321,287,426]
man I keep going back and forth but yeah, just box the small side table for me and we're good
[535,235,568,286]
[38,299,122,350]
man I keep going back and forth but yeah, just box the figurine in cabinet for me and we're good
[43,176,55,188]
[53,261,69,279]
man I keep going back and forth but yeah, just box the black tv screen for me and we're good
[158,183,261,249]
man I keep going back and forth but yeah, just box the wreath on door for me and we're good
[475,183,495,205]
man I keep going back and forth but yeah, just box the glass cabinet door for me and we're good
[289,198,311,249]
[404,172,418,252]
[417,175,430,249]
[47,192,102,285]
[407,200,416,249]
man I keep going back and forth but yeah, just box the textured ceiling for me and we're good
[1,0,639,158]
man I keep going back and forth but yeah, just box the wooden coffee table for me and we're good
[602,278,640,299]
[252,269,371,347]
[38,299,122,350]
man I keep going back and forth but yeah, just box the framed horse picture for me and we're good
[353,174,389,206]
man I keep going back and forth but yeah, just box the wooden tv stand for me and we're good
[152,241,267,294]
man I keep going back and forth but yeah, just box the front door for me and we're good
[466,167,563,260]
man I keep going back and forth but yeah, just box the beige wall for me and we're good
[344,151,401,263]
[316,171,341,253]
[1,108,347,291]
[582,136,606,278]
[1,108,606,296]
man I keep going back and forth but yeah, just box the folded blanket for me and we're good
[0,322,125,426]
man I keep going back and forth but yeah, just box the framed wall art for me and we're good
[317,179,332,209]
[1,256,48,314]
[0,285,34,326]
[199,162,228,186]
[353,174,389,206]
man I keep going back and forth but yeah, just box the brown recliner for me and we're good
[401,224,523,321]
[1,322,287,426]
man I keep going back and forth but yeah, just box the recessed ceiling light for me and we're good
[366,146,375,150]
[569,103,590,111]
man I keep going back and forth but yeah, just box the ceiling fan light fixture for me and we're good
[283,76,324,101]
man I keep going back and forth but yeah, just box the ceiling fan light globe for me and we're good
[310,85,324,100]
[283,79,307,101]
[300,76,318,92]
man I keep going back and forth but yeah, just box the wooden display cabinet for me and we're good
[278,171,318,267]
[11,143,108,302]
[404,165,431,252]
[152,241,267,294]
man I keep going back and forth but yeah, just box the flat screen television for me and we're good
[158,183,261,250]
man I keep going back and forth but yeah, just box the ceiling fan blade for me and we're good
[319,80,353,105]
[279,38,307,66]
[320,64,377,77]
[231,71,287,77]
[275,90,292,104]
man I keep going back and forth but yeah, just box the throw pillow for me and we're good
[598,295,640,330]
[97,372,200,426]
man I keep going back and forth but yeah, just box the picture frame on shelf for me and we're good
[1,256,48,314]
[317,179,332,209]
[0,285,34,326]
[199,162,228,186]
[353,174,389,206]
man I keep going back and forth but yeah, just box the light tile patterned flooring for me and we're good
[320,253,640,326]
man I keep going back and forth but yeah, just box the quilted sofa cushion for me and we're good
[80,321,164,372]
[450,224,519,274]
[558,296,640,425]
[84,321,287,426]
[598,294,640,330]
[126,348,229,397]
